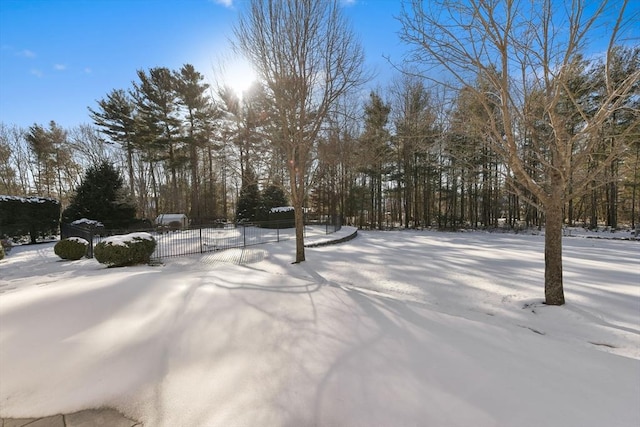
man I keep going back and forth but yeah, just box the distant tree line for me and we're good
[1,47,637,232]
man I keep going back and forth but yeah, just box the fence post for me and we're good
[199,226,203,254]
[243,225,246,247]
[88,227,94,258]
[277,222,280,242]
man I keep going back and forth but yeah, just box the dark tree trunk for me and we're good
[294,204,305,263]
[544,172,565,305]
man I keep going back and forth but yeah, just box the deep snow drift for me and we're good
[1,229,638,426]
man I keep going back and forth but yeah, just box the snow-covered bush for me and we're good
[54,237,89,260]
[94,232,156,267]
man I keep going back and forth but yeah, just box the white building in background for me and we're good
[155,213,189,229]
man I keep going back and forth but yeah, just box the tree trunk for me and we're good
[190,141,200,222]
[289,147,306,263]
[294,203,305,263]
[544,178,565,305]
[126,139,135,202]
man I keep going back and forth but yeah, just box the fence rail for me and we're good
[61,218,341,260]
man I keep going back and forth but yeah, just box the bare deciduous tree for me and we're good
[234,0,367,263]
[400,0,639,304]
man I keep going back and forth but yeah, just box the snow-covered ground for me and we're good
[0,229,638,426]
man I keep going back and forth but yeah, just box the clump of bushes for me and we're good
[0,243,4,261]
[54,237,89,260]
[94,232,156,267]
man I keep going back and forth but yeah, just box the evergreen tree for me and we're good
[62,161,136,229]
[359,91,392,229]
[174,64,217,222]
[132,67,182,212]
[235,168,261,222]
[260,184,289,220]
[25,123,55,196]
[236,183,261,223]
[25,121,77,204]
[88,89,138,201]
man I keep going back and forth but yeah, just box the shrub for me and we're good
[0,243,4,261]
[94,232,156,267]
[54,237,89,260]
[261,206,295,229]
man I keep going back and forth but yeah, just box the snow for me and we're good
[0,230,638,426]
[0,195,59,204]
[70,218,104,227]
[146,225,344,258]
[65,237,89,245]
[101,232,155,247]
[270,206,294,213]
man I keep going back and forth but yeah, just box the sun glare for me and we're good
[224,60,257,98]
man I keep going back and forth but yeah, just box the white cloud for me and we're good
[18,49,36,58]
[53,64,67,71]
[30,68,43,78]
[212,0,233,7]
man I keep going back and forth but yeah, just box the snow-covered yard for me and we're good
[0,229,638,426]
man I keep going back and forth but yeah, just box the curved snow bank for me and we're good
[304,226,357,247]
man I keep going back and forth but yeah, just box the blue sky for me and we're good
[1,0,636,130]
[0,0,406,129]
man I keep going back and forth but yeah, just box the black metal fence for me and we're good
[61,217,342,260]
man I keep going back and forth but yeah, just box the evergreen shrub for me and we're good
[259,185,289,221]
[262,207,295,229]
[94,232,156,267]
[62,162,136,229]
[54,237,88,260]
[0,244,4,261]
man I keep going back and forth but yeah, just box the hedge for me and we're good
[94,232,156,267]
[54,237,89,260]
[0,195,60,243]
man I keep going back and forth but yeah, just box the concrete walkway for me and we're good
[1,408,140,426]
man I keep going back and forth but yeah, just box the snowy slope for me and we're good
[0,230,638,426]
